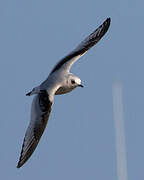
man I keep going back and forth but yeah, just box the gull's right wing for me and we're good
[17,90,53,168]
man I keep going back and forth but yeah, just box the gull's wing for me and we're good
[17,90,53,168]
[50,18,111,75]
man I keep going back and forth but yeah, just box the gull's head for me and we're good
[26,86,40,96]
[69,75,84,89]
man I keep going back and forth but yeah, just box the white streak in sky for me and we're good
[112,83,128,180]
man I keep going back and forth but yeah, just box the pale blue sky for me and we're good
[0,0,144,179]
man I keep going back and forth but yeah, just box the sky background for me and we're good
[0,0,144,179]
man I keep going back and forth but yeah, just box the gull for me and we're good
[17,18,111,168]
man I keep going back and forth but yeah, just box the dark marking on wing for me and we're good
[39,90,52,112]
[50,18,111,75]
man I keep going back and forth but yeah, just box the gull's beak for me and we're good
[26,91,31,96]
[78,84,84,88]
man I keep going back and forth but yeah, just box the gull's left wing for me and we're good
[50,18,111,75]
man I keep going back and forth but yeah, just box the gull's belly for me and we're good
[55,86,75,95]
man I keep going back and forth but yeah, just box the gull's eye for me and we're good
[71,80,75,84]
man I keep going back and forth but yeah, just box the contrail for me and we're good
[112,82,128,180]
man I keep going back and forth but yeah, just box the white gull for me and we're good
[17,18,111,168]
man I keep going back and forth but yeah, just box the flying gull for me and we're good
[17,18,111,168]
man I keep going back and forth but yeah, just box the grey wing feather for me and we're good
[17,91,52,168]
[50,18,111,74]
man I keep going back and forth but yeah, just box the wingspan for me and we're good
[17,91,53,168]
[50,18,111,74]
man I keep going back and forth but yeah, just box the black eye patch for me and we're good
[71,80,75,84]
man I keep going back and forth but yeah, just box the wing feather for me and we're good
[50,18,111,74]
[17,91,52,168]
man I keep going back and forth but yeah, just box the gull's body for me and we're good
[17,18,111,168]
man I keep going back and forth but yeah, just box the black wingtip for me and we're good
[104,17,111,29]
[105,17,111,23]
[26,92,31,96]
[17,157,23,168]
[98,17,111,38]
[107,17,111,22]
[107,17,111,26]
[17,160,22,168]
[17,164,20,168]
[17,158,26,168]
